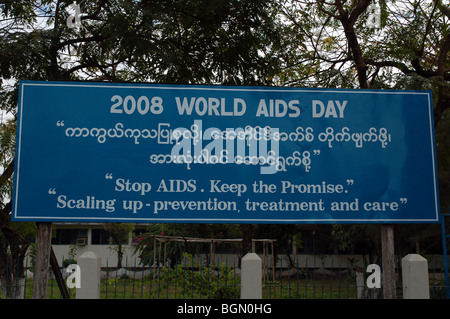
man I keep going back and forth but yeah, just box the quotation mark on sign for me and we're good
[346,179,354,186]
[56,120,64,126]
[313,150,321,155]
[48,188,56,195]
[105,173,113,179]
[400,198,408,204]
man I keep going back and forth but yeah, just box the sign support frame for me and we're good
[381,224,396,299]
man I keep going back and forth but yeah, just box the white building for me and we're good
[52,223,147,268]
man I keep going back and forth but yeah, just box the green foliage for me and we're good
[156,253,240,299]
[0,117,15,204]
[133,224,204,267]
[104,223,134,241]
[62,244,78,268]
[436,109,450,210]
[103,223,134,268]
[0,0,282,86]
[133,224,234,267]
[331,224,367,252]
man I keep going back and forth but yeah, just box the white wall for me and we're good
[53,243,140,268]
[50,224,369,269]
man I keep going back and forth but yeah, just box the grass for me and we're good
[8,273,364,299]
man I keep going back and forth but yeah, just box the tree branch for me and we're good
[58,35,107,50]
[0,159,14,189]
[348,0,372,26]
[434,0,450,19]
[435,33,450,126]
[334,0,370,88]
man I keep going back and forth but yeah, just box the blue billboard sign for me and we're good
[12,81,440,223]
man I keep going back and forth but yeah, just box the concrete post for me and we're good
[241,253,262,299]
[402,254,430,299]
[356,270,365,299]
[77,251,101,299]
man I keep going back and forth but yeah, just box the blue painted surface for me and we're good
[12,81,439,223]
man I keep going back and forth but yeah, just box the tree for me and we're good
[279,0,449,124]
[134,224,203,268]
[0,115,36,298]
[103,223,134,268]
[0,0,282,294]
[278,0,449,255]
[1,1,448,287]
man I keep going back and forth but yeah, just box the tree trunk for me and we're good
[0,209,30,299]
[33,222,52,299]
[335,0,371,89]
[0,244,28,298]
[0,276,26,299]
[240,224,253,256]
[117,242,123,269]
